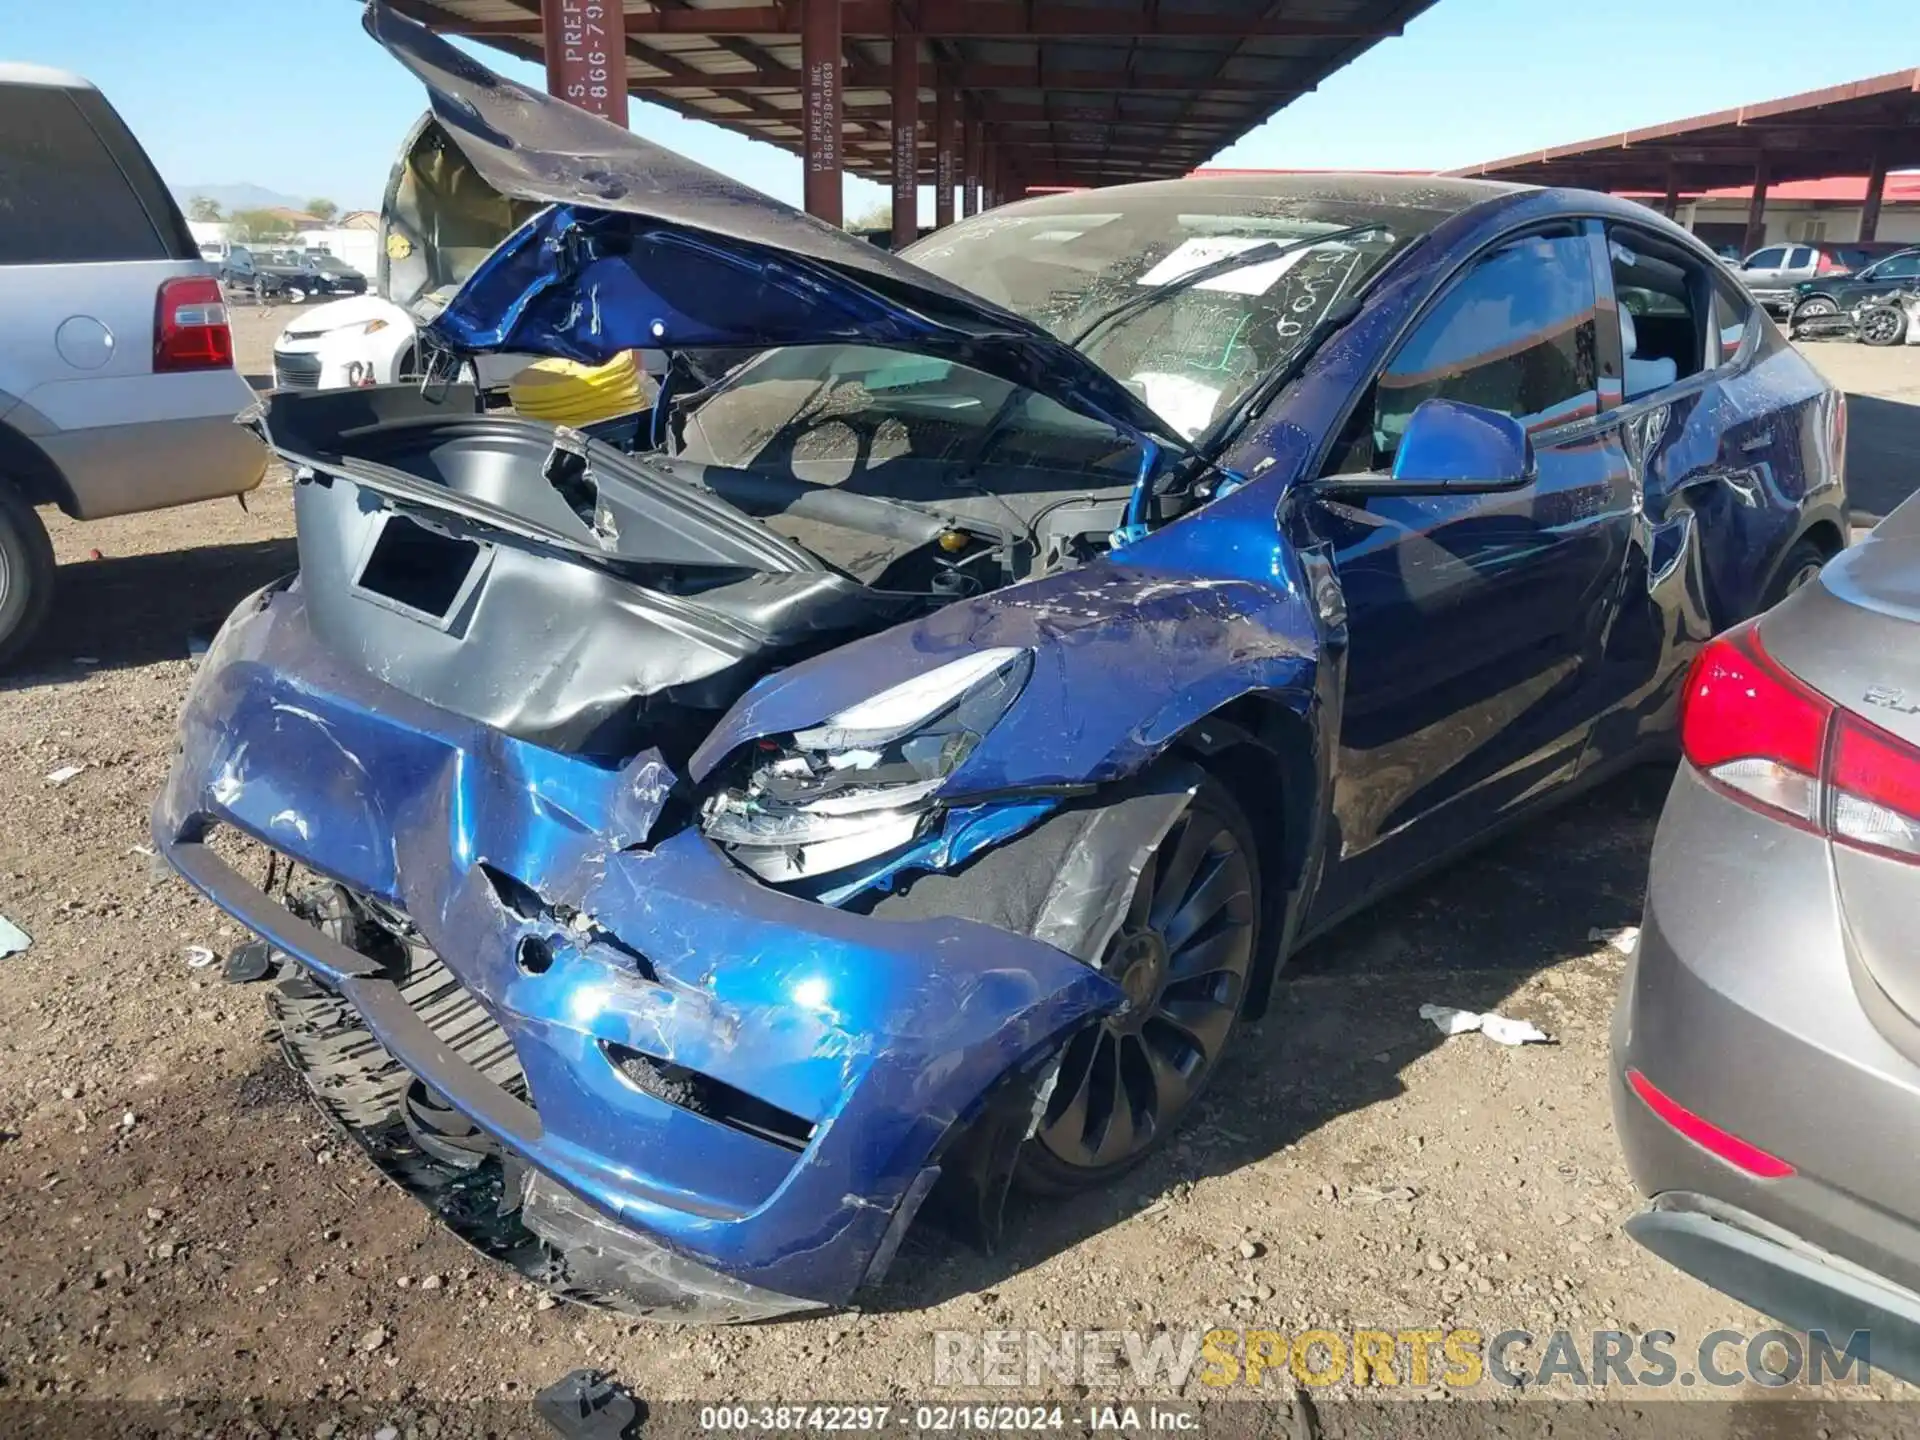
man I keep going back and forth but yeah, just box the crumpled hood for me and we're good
[362,0,1183,451]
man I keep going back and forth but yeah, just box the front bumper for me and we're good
[156,584,1121,1316]
[1613,765,1920,1349]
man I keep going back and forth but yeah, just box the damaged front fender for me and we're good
[157,583,1134,1315]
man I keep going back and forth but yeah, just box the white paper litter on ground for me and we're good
[1589,925,1641,955]
[184,945,218,969]
[1420,1003,1551,1046]
[0,914,31,959]
[44,764,85,786]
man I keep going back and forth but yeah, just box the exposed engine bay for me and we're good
[261,372,1194,764]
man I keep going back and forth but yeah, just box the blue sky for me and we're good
[8,0,1916,219]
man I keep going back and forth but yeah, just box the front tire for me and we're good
[1018,777,1261,1195]
[0,486,56,671]
[1860,305,1908,347]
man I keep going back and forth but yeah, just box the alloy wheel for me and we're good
[1035,805,1256,1172]
[1794,297,1837,318]
[1860,307,1905,346]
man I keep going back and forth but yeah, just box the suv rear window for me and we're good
[0,84,172,264]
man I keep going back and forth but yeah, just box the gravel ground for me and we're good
[2,315,1918,1432]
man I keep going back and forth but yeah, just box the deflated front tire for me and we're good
[1017,776,1261,1194]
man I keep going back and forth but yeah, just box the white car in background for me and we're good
[270,114,538,392]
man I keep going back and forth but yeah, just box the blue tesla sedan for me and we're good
[154,3,1848,1321]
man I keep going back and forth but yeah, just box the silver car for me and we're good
[0,62,265,665]
[1613,495,1920,1383]
[1734,243,1830,316]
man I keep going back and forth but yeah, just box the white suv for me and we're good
[0,63,265,666]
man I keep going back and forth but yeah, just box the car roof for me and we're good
[1009,171,1529,218]
[0,61,97,91]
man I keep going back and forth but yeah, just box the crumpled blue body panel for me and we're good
[156,589,1126,1305]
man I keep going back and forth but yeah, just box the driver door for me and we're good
[1306,226,1635,917]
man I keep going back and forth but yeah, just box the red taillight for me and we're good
[1626,1068,1794,1179]
[1683,624,1920,862]
[154,276,233,372]
[1680,628,1832,826]
[1831,712,1920,860]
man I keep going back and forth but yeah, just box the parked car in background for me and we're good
[158,5,1852,1322]
[1613,493,1920,1386]
[1737,240,1913,316]
[213,242,257,290]
[1790,246,1920,321]
[252,249,366,304]
[0,61,264,666]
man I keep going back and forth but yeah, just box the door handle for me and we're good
[1740,431,1775,453]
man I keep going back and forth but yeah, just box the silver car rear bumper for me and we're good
[1614,766,1920,1338]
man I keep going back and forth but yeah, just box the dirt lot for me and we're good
[3,313,1918,1432]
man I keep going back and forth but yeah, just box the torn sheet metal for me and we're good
[158,581,1122,1314]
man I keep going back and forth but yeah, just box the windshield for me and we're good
[897,186,1438,438]
[674,182,1471,509]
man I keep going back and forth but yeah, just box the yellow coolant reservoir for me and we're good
[508,351,648,427]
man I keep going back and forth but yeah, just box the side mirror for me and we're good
[1321,398,1535,497]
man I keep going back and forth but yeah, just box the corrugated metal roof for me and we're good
[388,0,1439,189]
[1449,68,1920,192]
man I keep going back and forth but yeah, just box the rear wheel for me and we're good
[1760,537,1830,612]
[1792,296,1838,319]
[1018,777,1261,1195]
[0,486,56,670]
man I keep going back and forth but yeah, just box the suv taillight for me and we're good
[154,276,233,372]
[1682,626,1920,860]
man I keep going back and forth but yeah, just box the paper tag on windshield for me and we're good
[1135,237,1316,296]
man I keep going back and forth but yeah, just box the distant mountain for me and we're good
[170,183,311,215]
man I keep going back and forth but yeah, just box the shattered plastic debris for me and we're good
[534,1369,643,1440]
[0,914,30,959]
[222,939,275,984]
[1589,925,1641,955]
[183,945,218,969]
[44,765,85,786]
[1419,1004,1551,1046]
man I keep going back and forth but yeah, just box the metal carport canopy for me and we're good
[385,0,1437,235]
[1446,67,1920,246]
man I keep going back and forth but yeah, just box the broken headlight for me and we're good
[701,648,1032,882]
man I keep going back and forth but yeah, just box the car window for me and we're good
[1745,247,1787,270]
[1372,233,1599,460]
[1875,254,1920,280]
[1787,247,1816,269]
[0,84,168,264]
[1711,278,1750,363]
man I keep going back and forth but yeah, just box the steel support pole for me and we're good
[542,0,628,125]
[890,20,918,246]
[802,0,843,225]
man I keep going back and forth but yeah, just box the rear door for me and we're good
[1307,225,1636,913]
[1585,226,1840,763]
[1737,245,1789,306]
[0,77,205,441]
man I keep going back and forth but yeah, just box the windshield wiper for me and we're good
[1068,223,1393,352]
